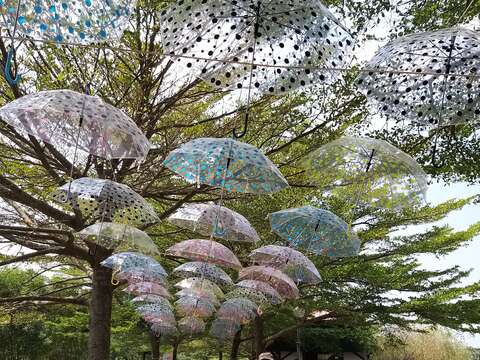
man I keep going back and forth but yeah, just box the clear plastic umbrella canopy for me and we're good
[210,319,241,341]
[173,261,233,288]
[175,289,220,307]
[160,0,352,94]
[53,178,160,227]
[239,266,299,299]
[175,296,216,318]
[174,278,225,299]
[250,245,321,284]
[178,316,206,335]
[0,90,150,159]
[101,252,167,277]
[225,287,270,306]
[76,222,159,255]
[302,137,428,211]
[269,206,360,257]
[168,203,260,243]
[0,0,133,43]
[151,322,177,337]
[217,298,259,324]
[236,280,283,305]
[131,294,173,307]
[165,239,242,270]
[163,138,288,194]
[117,267,168,285]
[136,302,175,320]
[124,282,172,299]
[357,28,480,127]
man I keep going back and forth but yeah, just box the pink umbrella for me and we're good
[176,289,220,307]
[236,280,283,304]
[175,296,215,318]
[239,266,299,299]
[165,239,242,270]
[217,298,259,325]
[124,282,172,299]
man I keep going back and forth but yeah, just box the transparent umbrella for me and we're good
[210,319,241,342]
[178,316,206,335]
[175,289,220,307]
[124,282,172,299]
[235,280,283,305]
[216,298,259,325]
[174,278,225,299]
[101,252,167,278]
[175,296,216,318]
[173,261,233,288]
[116,267,168,285]
[239,266,299,299]
[225,287,270,306]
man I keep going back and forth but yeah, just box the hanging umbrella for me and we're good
[173,261,233,288]
[249,245,321,284]
[0,0,133,43]
[76,222,159,255]
[239,266,299,299]
[225,287,270,306]
[151,322,177,337]
[302,137,428,210]
[175,289,220,307]
[168,203,260,243]
[165,239,242,270]
[0,90,150,160]
[174,278,225,299]
[124,282,172,299]
[131,294,173,307]
[175,296,216,318]
[160,0,352,94]
[163,138,288,194]
[236,280,283,305]
[53,178,159,227]
[117,267,168,286]
[210,319,241,341]
[217,298,259,324]
[269,206,360,257]
[356,27,480,127]
[101,252,167,277]
[178,317,206,335]
[136,302,175,320]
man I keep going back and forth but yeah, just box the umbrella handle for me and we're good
[233,112,249,139]
[111,269,120,285]
[4,47,21,86]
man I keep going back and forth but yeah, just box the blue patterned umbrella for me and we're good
[163,138,288,194]
[0,0,133,43]
[269,206,360,257]
[101,252,168,277]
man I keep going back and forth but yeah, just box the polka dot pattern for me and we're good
[0,90,151,160]
[53,177,160,227]
[100,251,168,277]
[357,27,480,126]
[173,261,234,288]
[235,280,283,304]
[0,0,132,43]
[163,137,288,194]
[160,0,352,94]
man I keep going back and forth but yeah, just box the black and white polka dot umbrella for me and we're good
[357,27,480,127]
[160,0,353,95]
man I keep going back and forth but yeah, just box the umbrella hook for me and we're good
[111,269,120,285]
[4,0,23,86]
[431,132,444,168]
[233,111,249,139]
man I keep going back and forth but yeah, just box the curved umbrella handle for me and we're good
[4,48,21,86]
[233,112,249,139]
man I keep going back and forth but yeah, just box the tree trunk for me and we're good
[254,316,265,358]
[88,265,113,360]
[230,327,242,360]
[172,342,179,360]
[150,332,161,360]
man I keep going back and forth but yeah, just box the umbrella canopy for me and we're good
[76,222,159,255]
[217,298,259,324]
[225,287,270,306]
[302,137,428,210]
[174,278,225,299]
[131,294,173,307]
[250,245,321,284]
[210,319,241,341]
[53,178,159,227]
[236,280,283,305]
[168,203,260,243]
[151,322,177,337]
[178,317,206,335]
[269,206,360,257]
[165,239,242,270]
[239,266,299,299]
[175,289,220,307]
[175,296,216,318]
[0,90,150,159]
[136,302,175,321]
[124,282,172,299]
[357,28,480,127]
[163,138,288,194]
[0,0,133,43]
[116,267,168,285]
[173,261,233,288]
[101,252,167,277]
[160,0,352,94]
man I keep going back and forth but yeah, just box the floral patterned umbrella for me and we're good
[210,319,241,341]
[302,137,428,210]
[249,245,321,284]
[216,298,259,324]
[165,239,242,270]
[239,266,299,299]
[76,222,159,255]
[53,178,159,227]
[168,203,260,243]
[269,206,361,257]
[0,0,133,43]
[163,138,288,194]
[173,261,233,288]
[124,282,172,299]
[174,278,225,299]
[236,280,283,305]
[178,316,206,335]
[175,289,220,307]
[357,27,480,127]
[101,252,167,277]
[0,90,150,159]
[175,296,216,318]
